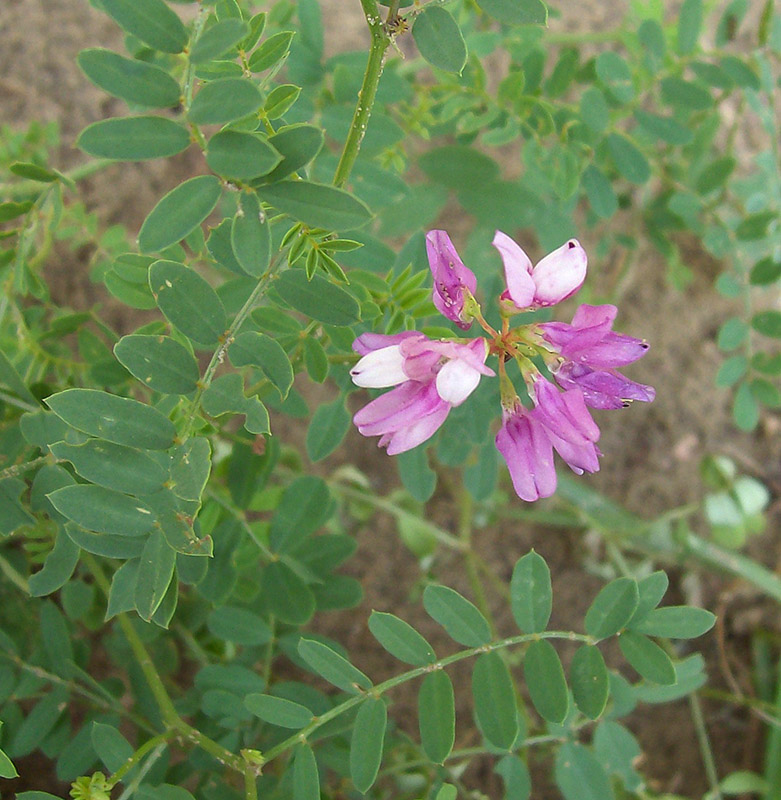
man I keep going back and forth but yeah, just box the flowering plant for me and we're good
[352,230,655,500]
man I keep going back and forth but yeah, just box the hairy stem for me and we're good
[0,454,52,481]
[333,0,389,187]
[84,554,247,775]
[108,732,173,788]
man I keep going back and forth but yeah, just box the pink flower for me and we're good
[351,333,494,455]
[426,230,478,329]
[492,231,587,309]
[539,304,655,409]
[495,381,601,501]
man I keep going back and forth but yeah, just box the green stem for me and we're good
[244,767,258,800]
[84,555,247,775]
[181,256,281,439]
[261,629,592,765]
[457,486,494,634]
[332,482,464,550]
[689,692,723,799]
[333,0,389,187]
[108,732,173,788]
[0,454,52,481]
[0,553,29,593]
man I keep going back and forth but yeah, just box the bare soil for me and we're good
[2,1,778,797]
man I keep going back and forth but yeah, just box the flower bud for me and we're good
[426,230,478,329]
[531,239,587,306]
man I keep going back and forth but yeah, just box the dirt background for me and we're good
[1,0,779,797]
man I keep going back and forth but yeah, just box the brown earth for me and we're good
[1,0,778,798]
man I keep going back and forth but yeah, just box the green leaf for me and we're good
[245,693,313,728]
[261,560,315,625]
[190,18,250,63]
[114,334,199,395]
[248,30,295,72]
[188,78,263,125]
[630,571,669,624]
[0,200,32,221]
[28,528,80,597]
[661,76,713,110]
[0,747,18,779]
[350,698,387,793]
[696,156,735,194]
[274,269,360,326]
[607,134,650,184]
[264,84,301,119]
[8,687,68,757]
[297,638,372,694]
[149,259,227,346]
[207,605,272,645]
[263,124,324,183]
[230,193,272,275]
[303,337,329,383]
[510,550,552,634]
[418,670,455,763]
[202,374,270,434]
[48,485,156,536]
[635,652,706,702]
[633,606,716,639]
[595,51,634,102]
[423,584,492,647]
[45,388,175,449]
[269,475,331,552]
[496,755,532,800]
[619,631,677,684]
[106,559,140,618]
[523,639,569,723]
[78,48,181,107]
[716,354,748,387]
[256,180,372,230]
[733,381,759,431]
[584,577,639,640]
[555,742,614,800]
[717,318,749,351]
[50,439,168,496]
[100,0,188,53]
[752,310,781,338]
[66,524,146,559]
[749,256,781,286]
[581,165,617,219]
[306,397,351,462]
[677,0,702,54]
[476,0,547,25]
[368,611,436,665]
[139,176,222,253]
[633,110,693,145]
[206,130,281,181]
[229,331,294,398]
[91,721,133,772]
[135,530,176,620]
[413,6,467,74]
[419,144,499,189]
[570,644,609,720]
[472,651,518,750]
[293,744,320,800]
[77,116,191,160]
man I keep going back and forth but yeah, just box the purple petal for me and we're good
[495,411,557,501]
[492,230,535,309]
[556,364,655,409]
[548,430,601,475]
[353,381,430,434]
[531,239,587,306]
[570,304,618,330]
[384,402,451,455]
[353,331,421,356]
[533,380,600,444]
[426,230,477,328]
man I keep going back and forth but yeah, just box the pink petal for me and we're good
[492,230,536,309]
[531,239,587,306]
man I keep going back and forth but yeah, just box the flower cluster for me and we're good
[350,230,654,501]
